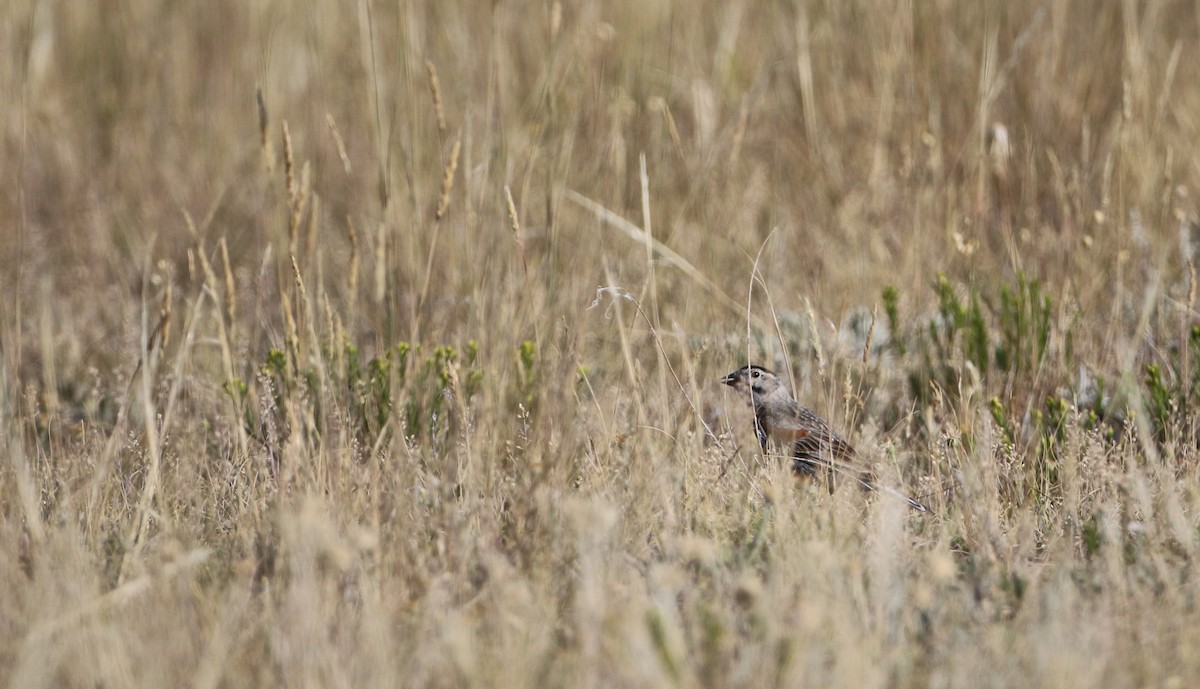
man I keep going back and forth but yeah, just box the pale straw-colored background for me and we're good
[3,2,1199,686]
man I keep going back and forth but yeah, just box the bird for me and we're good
[720,364,927,512]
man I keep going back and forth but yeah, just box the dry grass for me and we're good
[4,1,1200,686]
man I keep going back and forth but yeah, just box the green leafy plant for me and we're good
[994,273,1053,376]
[517,340,538,410]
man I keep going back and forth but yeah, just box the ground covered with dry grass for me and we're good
[5,1,1200,687]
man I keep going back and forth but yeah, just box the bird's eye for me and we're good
[750,369,760,378]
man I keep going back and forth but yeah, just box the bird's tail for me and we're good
[859,477,929,513]
[792,456,929,512]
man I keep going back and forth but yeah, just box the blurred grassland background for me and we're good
[4,0,1200,686]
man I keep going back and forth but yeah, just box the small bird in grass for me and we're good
[720,364,927,512]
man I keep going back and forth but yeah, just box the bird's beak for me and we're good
[719,372,737,386]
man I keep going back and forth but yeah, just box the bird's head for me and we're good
[720,365,786,404]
